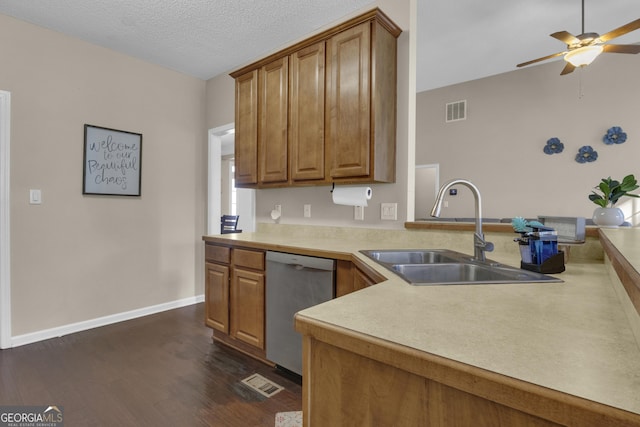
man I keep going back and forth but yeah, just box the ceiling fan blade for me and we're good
[517,52,565,68]
[599,18,640,42]
[550,31,580,45]
[560,62,576,75]
[603,44,640,54]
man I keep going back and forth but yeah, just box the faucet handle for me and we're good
[474,233,494,252]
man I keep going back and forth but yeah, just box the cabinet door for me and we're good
[336,260,384,297]
[235,70,259,186]
[290,42,326,182]
[327,21,371,179]
[230,268,265,349]
[354,267,376,289]
[205,262,229,333]
[259,57,289,184]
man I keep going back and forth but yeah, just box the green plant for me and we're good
[589,174,639,208]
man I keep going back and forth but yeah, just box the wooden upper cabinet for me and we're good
[230,8,401,188]
[369,19,399,184]
[327,19,398,183]
[290,42,327,183]
[327,22,371,179]
[260,57,289,184]
[234,70,259,186]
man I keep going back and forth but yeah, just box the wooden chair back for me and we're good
[220,215,241,234]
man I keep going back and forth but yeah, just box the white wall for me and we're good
[416,55,640,223]
[0,90,11,348]
[414,164,438,220]
[1,13,207,338]
[205,73,235,130]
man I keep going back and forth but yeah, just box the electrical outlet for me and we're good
[304,204,311,218]
[380,203,397,220]
[354,206,365,221]
[274,204,282,215]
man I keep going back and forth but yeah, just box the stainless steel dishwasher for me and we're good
[266,251,335,375]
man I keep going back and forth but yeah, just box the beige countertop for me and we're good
[204,225,640,416]
[602,227,640,271]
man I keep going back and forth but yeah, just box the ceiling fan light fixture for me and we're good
[564,45,604,67]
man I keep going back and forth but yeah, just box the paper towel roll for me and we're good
[332,186,372,207]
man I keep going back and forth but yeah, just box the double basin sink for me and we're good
[360,249,562,286]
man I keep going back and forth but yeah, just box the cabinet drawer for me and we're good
[205,244,231,264]
[233,248,265,271]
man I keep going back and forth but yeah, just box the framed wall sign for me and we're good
[83,124,142,196]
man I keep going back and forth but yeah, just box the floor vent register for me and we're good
[241,373,284,398]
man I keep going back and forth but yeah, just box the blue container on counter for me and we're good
[519,230,565,274]
[528,231,558,265]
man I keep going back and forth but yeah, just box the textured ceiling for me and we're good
[1,0,639,92]
[0,0,375,79]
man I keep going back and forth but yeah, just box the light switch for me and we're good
[29,189,42,205]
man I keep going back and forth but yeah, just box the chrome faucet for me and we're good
[430,179,494,262]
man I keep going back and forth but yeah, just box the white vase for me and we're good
[592,207,625,228]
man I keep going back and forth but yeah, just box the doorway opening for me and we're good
[208,124,255,235]
[0,90,11,349]
[414,164,439,220]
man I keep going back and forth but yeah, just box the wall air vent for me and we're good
[445,100,466,123]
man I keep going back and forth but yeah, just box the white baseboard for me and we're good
[10,294,205,348]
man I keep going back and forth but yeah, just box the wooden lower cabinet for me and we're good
[297,321,640,427]
[304,340,558,426]
[204,243,267,362]
[205,262,229,333]
[336,258,386,297]
[204,242,387,367]
[230,267,265,349]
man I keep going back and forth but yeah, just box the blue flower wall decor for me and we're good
[603,126,627,145]
[543,137,564,155]
[575,145,598,163]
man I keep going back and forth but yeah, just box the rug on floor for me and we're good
[275,411,302,427]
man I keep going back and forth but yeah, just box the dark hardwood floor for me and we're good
[0,303,302,426]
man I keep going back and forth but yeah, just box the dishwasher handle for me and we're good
[286,263,333,273]
[266,251,335,271]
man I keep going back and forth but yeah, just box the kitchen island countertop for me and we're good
[203,225,640,418]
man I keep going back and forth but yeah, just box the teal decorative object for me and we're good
[511,217,530,232]
[511,217,551,233]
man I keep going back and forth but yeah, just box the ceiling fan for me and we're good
[517,0,640,75]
